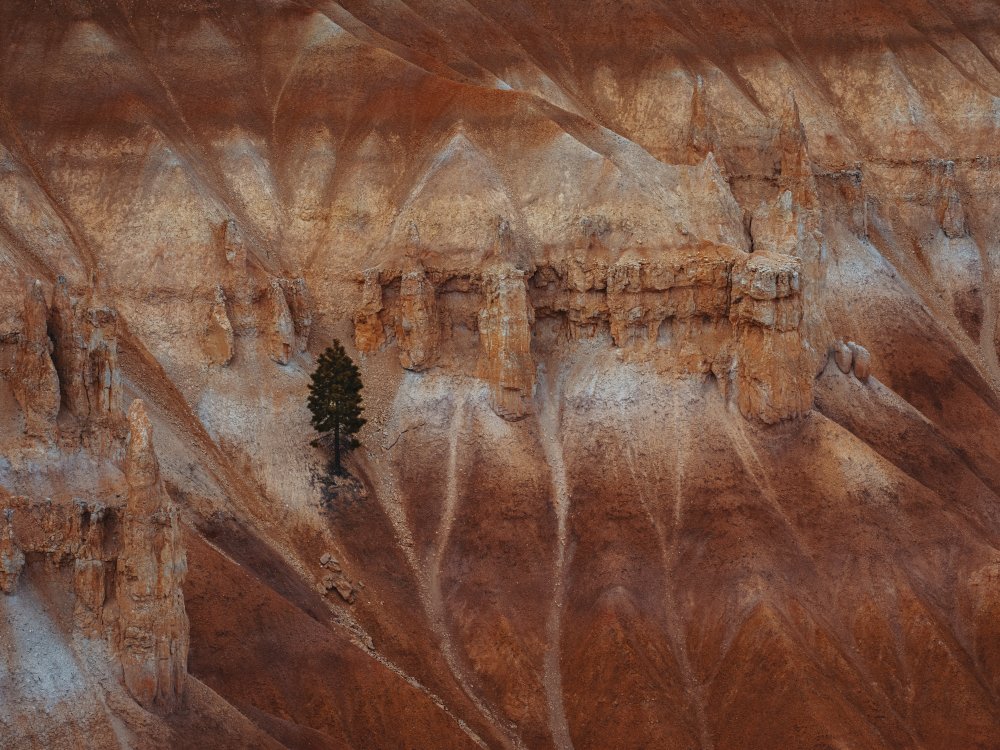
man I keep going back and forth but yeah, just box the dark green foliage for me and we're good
[307,341,366,475]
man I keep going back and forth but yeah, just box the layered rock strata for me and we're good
[0,400,189,715]
[730,253,813,422]
[355,245,815,422]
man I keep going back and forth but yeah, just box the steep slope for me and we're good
[2,1,1000,748]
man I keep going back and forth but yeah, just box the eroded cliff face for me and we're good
[355,244,815,423]
[117,400,189,714]
[3,1,1000,749]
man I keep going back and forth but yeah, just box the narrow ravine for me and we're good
[428,387,527,750]
[536,365,575,750]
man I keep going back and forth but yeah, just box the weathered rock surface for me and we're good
[0,509,24,594]
[847,341,872,381]
[11,281,59,438]
[477,265,535,420]
[397,265,440,371]
[730,253,813,422]
[263,279,295,365]
[205,285,235,366]
[3,1,1000,748]
[117,399,189,714]
[48,277,125,435]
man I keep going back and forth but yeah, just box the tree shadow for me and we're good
[312,469,365,517]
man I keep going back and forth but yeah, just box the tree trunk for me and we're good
[334,422,341,475]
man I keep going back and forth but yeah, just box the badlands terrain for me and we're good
[2,0,1000,747]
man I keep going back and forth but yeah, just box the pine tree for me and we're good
[307,341,366,475]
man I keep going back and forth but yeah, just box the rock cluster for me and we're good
[2,276,127,444]
[355,244,816,423]
[208,219,312,367]
[319,552,356,603]
[0,400,189,715]
[831,340,872,382]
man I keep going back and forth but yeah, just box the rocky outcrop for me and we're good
[829,340,873,382]
[396,265,439,371]
[216,220,311,366]
[1,405,190,710]
[319,552,356,604]
[278,277,313,354]
[48,277,124,433]
[1,495,116,631]
[730,253,813,423]
[931,160,968,239]
[355,268,387,353]
[48,278,86,416]
[0,508,25,594]
[73,501,116,634]
[849,342,871,381]
[530,250,732,349]
[116,399,189,714]
[205,285,235,366]
[263,279,295,365]
[12,280,60,439]
[833,340,853,374]
[478,266,535,420]
[84,305,123,420]
[354,243,816,423]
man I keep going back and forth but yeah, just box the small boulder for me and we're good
[847,342,871,381]
[833,341,853,374]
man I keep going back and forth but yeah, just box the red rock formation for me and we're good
[2,1,1000,747]
[116,399,189,714]
[48,277,125,433]
[477,265,536,420]
[730,253,814,422]
[205,284,235,366]
[397,265,440,371]
[263,278,295,365]
[12,280,59,439]
[354,267,387,353]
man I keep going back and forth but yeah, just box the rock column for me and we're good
[116,400,189,713]
[396,266,439,371]
[13,281,60,439]
[730,254,814,423]
[478,266,535,420]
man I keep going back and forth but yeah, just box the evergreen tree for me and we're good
[307,341,366,475]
